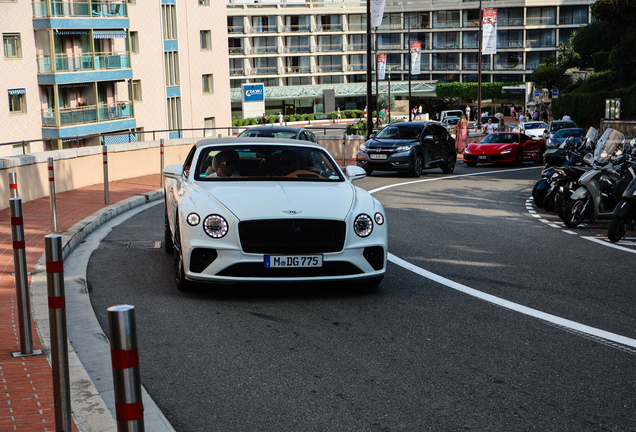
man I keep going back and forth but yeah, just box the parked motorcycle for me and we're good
[608,138,636,242]
[562,129,635,228]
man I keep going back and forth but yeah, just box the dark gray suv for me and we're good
[356,122,456,176]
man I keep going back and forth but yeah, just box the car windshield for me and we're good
[480,133,518,144]
[550,122,577,132]
[238,130,298,140]
[446,118,460,125]
[194,145,343,182]
[524,122,547,130]
[554,129,586,138]
[376,125,422,140]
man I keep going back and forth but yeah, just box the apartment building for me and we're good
[226,0,594,115]
[1,0,231,155]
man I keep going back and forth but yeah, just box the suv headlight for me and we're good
[354,214,373,237]
[396,145,412,152]
[359,144,367,152]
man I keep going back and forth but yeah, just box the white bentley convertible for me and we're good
[163,138,387,291]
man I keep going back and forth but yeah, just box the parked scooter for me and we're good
[561,129,635,228]
[608,138,636,242]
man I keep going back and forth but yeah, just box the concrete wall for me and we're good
[0,135,365,211]
[600,120,636,138]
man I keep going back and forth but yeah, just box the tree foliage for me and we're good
[591,0,636,22]
[528,65,568,90]
[435,82,523,100]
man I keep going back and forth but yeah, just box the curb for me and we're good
[30,190,175,432]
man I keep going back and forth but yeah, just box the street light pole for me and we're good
[375,28,379,131]
[407,16,412,122]
[477,0,483,125]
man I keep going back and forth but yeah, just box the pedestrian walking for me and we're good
[562,112,572,121]
[518,110,525,125]
[482,117,497,134]
[418,105,423,120]
[262,113,268,124]
[364,106,367,120]
[465,105,471,120]
[336,107,342,122]
[541,108,548,122]
[278,112,284,125]
[379,108,384,125]
[510,105,516,120]
[453,114,469,154]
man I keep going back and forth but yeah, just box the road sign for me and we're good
[552,89,559,98]
[534,90,540,99]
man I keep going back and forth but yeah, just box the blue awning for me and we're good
[8,89,26,95]
[93,30,127,39]
[54,30,88,35]
[58,83,91,89]
[102,134,139,145]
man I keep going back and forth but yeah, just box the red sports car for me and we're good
[463,132,545,166]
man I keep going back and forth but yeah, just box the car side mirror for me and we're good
[163,164,184,179]
[424,134,434,141]
[345,165,366,182]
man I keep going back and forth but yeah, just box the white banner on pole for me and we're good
[482,8,497,55]
[371,0,387,28]
[410,41,421,75]
[378,53,387,80]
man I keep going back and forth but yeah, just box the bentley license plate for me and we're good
[370,154,387,160]
[265,255,323,268]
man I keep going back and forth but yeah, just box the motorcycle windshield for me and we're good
[585,127,597,143]
[593,129,624,165]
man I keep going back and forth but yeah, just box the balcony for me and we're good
[463,41,478,49]
[348,24,367,31]
[249,27,277,34]
[41,101,134,128]
[32,1,127,18]
[526,17,556,25]
[494,62,524,70]
[432,42,460,49]
[254,66,278,75]
[282,45,311,53]
[526,40,555,48]
[463,62,491,71]
[314,24,343,32]
[284,66,311,74]
[404,42,430,50]
[281,25,311,32]
[250,46,278,54]
[229,47,245,55]
[378,43,402,51]
[228,26,245,34]
[315,65,343,73]
[36,52,131,73]
[433,63,460,70]
[499,19,523,27]
[559,17,587,25]
[347,64,366,71]
[314,44,343,52]
[346,44,366,51]
[497,41,523,49]
[230,68,245,76]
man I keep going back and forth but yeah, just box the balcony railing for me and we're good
[346,44,366,51]
[497,41,523,49]
[432,62,460,70]
[228,26,245,34]
[348,24,367,31]
[281,25,311,32]
[230,68,245,76]
[526,40,555,48]
[314,24,343,32]
[463,20,480,27]
[314,44,343,52]
[283,66,311,74]
[41,101,133,128]
[254,66,278,75]
[282,45,311,53]
[526,17,556,25]
[463,41,478,49]
[432,42,460,49]
[433,22,460,29]
[250,46,278,54]
[527,62,540,70]
[404,42,431,50]
[494,62,524,70]
[229,47,245,55]
[559,17,587,25]
[32,1,127,18]
[36,52,130,73]
[499,19,523,26]
[463,62,492,70]
[378,43,402,51]
[347,64,366,71]
[314,65,343,72]
[250,26,278,33]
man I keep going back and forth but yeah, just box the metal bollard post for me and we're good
[48,157,58,232]
[342,134,346,168]
[217,133,222,138]
[9,171,18,198]
[108,305,145,432]
[45,235,72,431]
[102,145,110,204]
[9,198,43,358]
[160,139,165,187]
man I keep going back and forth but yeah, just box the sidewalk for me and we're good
[0,175,161,431]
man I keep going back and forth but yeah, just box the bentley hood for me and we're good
[195,181,355,220]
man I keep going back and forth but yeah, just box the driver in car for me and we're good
[268,149,299,177]
[206,150,241,177]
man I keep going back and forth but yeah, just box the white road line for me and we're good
[563,230,577,235]
[388,253,636,349]
[369,168,636,350]
[548,224,561,228]
[581,236,636,254]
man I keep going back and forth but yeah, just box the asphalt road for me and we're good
[86,164,636,432]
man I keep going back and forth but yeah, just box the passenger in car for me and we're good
[268,149,299,176]
[206,150,241,177]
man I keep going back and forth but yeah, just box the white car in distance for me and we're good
[514,121,547,139]
[163,138,388,291]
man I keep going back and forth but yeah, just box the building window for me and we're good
[526,29,556,48]
[130,32,139,53]
[526,7,556,26]
[317,35,342,52]
[462,10,480,28]
[162,5,178,40]
[204,117,215,137]
[316,15,342,31]
[164,51,180,86]
[131,80,142,101]
[3,34,21,59]
[8,89,26,114]
[252,16,277,33]
[348,15,366,31]
[200,31,211,50]
[167,97,182,131]
[498,8,524,27]
[432,11,460,29]
[283,15,310,32]
[559,6,588,25]
[202,74,214,94]
[199,0,209,5]
[228,17,245,34]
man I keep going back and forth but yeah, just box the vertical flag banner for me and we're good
[410,41,421,75]
[378,53,387,80]
[371,0,387,28]
[482,8,497,55]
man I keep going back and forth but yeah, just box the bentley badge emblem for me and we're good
[283,210,302,215]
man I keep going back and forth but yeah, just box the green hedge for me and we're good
[436,82,524,100]
[552,89,634,127]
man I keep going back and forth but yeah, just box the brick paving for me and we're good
[0,175,161,431]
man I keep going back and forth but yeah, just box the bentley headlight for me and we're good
[359,143,367,152]
[203,214,228,238]
[374,212,385,225]
[396,145,412,152]
[501,147,514,154]
[187,213,200,226]
[354,214,373,237]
